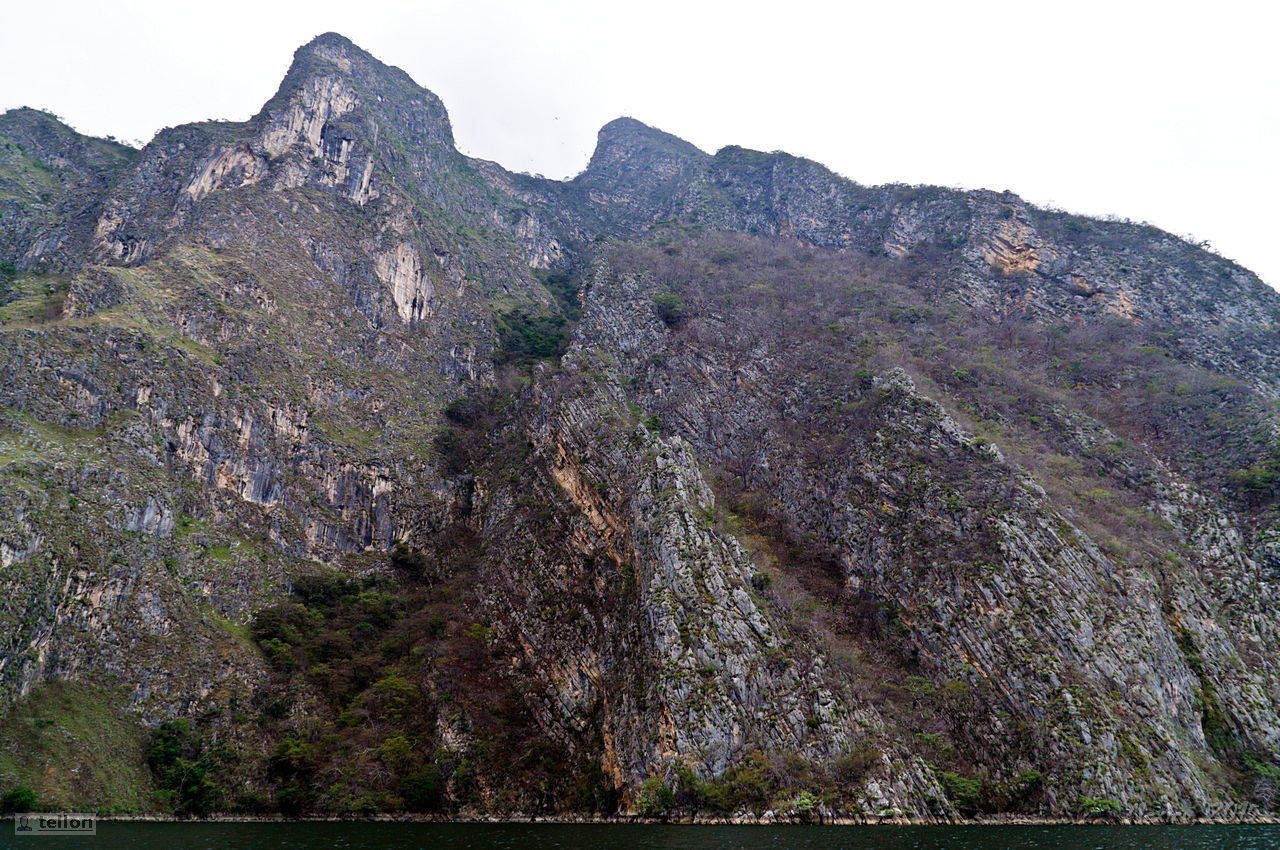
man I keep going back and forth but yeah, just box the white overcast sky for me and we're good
[3,0,1276,285]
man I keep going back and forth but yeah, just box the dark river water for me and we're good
[3,821,1279,849]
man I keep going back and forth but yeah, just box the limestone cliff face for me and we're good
[0,34,1278,820]
[541,243,1280,816]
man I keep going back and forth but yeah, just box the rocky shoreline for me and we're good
[82,813,1280,826]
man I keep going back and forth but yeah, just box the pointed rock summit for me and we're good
[587,117,706,166]
[256,31,454,158]
[574,116,709,211]
[82,33,476,268]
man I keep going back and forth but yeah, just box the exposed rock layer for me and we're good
[0,32,1277,820]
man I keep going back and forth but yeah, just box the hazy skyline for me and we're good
[4,0,1276,285]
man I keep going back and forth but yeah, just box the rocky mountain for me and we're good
[0,32,1277,820]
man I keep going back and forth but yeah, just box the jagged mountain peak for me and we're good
[255,32,454,152]
[595,116,704,151]
[581,116,707,174]
[78,33,468,268]
[574,115,709,204]
[283,30,404,89]
[301,30,361,52]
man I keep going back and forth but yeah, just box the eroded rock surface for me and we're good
[0,32,1277,820]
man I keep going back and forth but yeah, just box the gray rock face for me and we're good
[0,33,1278,819]
[0,107,136,273]
[526,244,1278,817]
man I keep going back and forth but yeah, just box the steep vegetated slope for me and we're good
[0,33,1277,820]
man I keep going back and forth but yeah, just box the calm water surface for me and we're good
[3,822,1279,850]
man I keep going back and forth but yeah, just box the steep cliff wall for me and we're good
[0,33,1276,820]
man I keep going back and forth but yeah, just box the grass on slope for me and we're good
[0,681,156,813]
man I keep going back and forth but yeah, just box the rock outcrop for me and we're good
[0,33,1277,820]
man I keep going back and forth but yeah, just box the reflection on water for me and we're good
[3,821,1279,850]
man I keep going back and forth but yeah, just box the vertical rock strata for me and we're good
[0,32,1277,819]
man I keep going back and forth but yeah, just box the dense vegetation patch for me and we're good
[238,520,618,816]
[494,308,569,366]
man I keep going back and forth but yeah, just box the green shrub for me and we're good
[535,270,581,319]
[702,752,772,814]
[1243,753,1280,781]
[251,602,321,647]
[938,771,981,814]
[1078,796,1123,816]
[291,573,358,608]
[268,737,316,779]
[1229,462,1280,502]
[377,733,414,772]
[147,721,220,815]
[834,742,881,784]
[635,776,675,816]
[672,765,706,812]
[789,789,819,817]
[495,308,569,365]
[576,760,621,814]
[652,293,685,327]
[2,785,37,812]
[368,675,417,721]
[401,765,445,812]
[389,543,431,580]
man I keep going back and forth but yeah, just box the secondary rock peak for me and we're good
[594,117,706,157]
[575,116,708,193]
